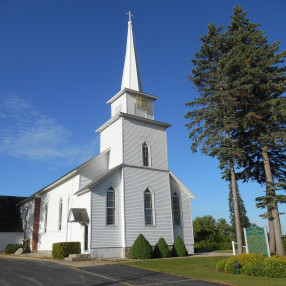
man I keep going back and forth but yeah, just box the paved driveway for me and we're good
[0,257,227,286]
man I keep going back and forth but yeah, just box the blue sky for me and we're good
[0,0,285,233]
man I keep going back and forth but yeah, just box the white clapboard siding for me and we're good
[37,175,91,251]
[100,118,123,168]
[79,152,109,189]
[123,118,168,170]
[170,176,194,249]
[124,166,173,246]
[90,169,122,248]
[111,93,127,116]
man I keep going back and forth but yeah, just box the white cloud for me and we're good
[0,94,99,165]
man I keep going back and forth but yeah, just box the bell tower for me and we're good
[96,12,170,170]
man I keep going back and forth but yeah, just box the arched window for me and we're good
[144,189,153,225]
[24,206,28,239]
[44,205,48,233]
[106,187,115,225]
[142,142,150,167]
[172,193,181,226]
[58,199,63,231]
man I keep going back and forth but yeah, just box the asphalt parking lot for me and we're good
[0,257,227,286]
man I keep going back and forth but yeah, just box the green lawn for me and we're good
[124,256,286,286]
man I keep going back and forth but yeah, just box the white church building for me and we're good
[19,13,195,258]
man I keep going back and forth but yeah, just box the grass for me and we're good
[124,256,286,286]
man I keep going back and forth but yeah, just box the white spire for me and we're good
[121,11,143,92]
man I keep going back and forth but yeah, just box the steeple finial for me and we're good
[126,11,134,22]
[121,11,143,92]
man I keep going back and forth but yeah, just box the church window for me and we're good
[106,188,115,225]
[24,206,28,238]
[142,142,150,167]
[144,189,153,225]
[172,193,181,226]
[44,205,48,233]
[136,95,146,110]
[58,199,63,231]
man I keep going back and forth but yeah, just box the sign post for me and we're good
[244,226,270,257]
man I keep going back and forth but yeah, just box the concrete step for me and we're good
[64,254,90,262]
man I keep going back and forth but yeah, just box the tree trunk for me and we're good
[230,164,243,254]
[225,130,243,254]
[268,206,276,254]
[261,143,285,256]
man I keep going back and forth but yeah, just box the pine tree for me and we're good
[186,6,286,256]
[228,182,251,242]
[186,23,244,254]
[221,6,286,256]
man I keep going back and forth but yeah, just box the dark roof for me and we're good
[0,196,27,232]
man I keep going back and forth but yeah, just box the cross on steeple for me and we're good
[126,11,134,22]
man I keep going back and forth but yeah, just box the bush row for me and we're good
[216,253,286,278]
[130,234,188,259]
[5,244,23,254]
[52,242,81,259]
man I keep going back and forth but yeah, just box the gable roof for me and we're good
[19,148,110,206]
[75,164,122,196]
[0,196,27,232]
[169,171,196,199]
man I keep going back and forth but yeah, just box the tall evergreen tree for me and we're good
[221,6,286,256]
[228,182,251,241]
[186,6,286,256]
[185,23,244,254]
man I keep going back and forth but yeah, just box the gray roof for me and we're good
[69,208,89,224]
[0,196,27,232]
[75,164,122,196]
[18,148,110,206]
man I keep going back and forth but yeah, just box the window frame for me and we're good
[106,187,116,225]
[24,206,28,238]
[144,188,155,226]
[172,192,181,226]
[58,199,63,231]
[142,141,151,167]
[44,204,48,233]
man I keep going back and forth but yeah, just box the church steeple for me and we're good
[121,11,143,92]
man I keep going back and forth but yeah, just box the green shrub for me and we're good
[52,242,81,259]
[130,234,153,259]
[242,258,286,278]
[262,259,286,277]
[5,244,23,254]
[241,260,265,276]
[216,258,228,272]
[153,237,171,258]
[268,254,286,262]
[224,253,264,274]
[171,236,188,257]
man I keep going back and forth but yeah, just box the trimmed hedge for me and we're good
[153,237,171,258]
[171,236,188,257]
[130,234,153,259]
[5,244,23,254]
[224,253,264,274]
[242,259,286,278]
[52,242,81,259]
[216,258,228,272]
[216,253,286,278]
